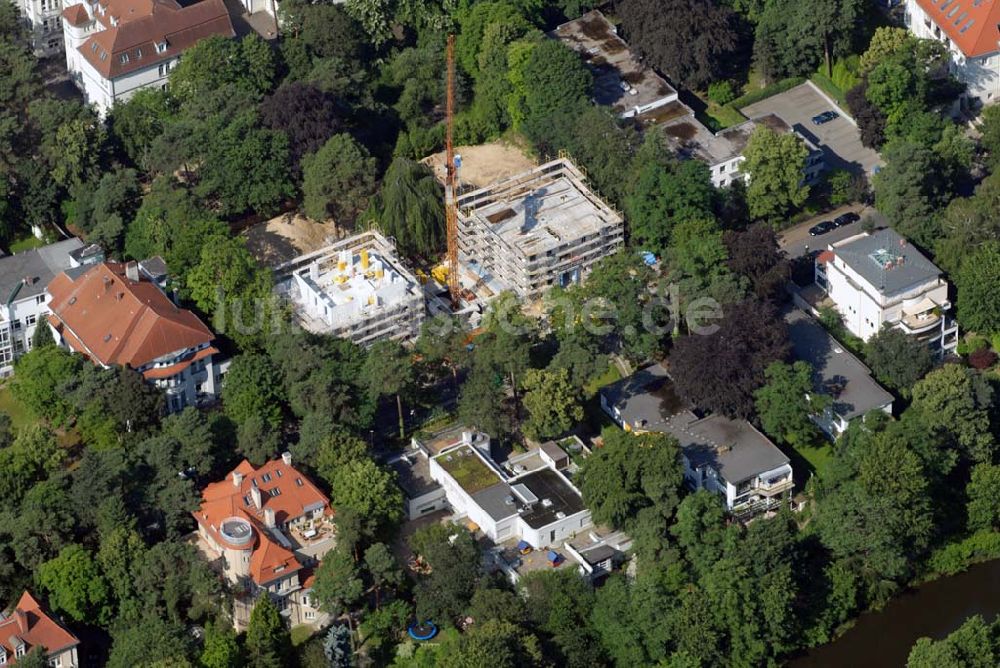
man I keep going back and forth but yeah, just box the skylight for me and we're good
[869,248,905,269]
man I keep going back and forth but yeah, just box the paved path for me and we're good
[779,204,874,258]
[741,82,883,177]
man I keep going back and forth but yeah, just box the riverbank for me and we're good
[787,557,1000,667]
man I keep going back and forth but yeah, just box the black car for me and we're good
[808,221,836,236]
[833,211,860,227]
[811,111,839,125]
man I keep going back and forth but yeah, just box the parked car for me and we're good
[833,211,860,227]
[811,111,838,125]
[809,221,836,236]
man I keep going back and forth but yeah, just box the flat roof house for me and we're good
[455,158,624,302]
[0,238,103,377]
[550,10,679,119]
[0,591,80,667]
[61,0,236,116]
[786,308,894,437]
[815,229,958,356]
[274,231,426,346]
[905,0,1000,105]
[601,364,794,519]
[193,453,335,631]
[46,260,223,413]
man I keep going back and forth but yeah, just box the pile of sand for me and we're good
[422,140,537,190]
[243,213,345,267]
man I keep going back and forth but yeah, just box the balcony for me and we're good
[898,310,941,334]
[753,477,795,496]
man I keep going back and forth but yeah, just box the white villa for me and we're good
[905,0,1000,105]
[15,0,66,56]
[815,229,958,356]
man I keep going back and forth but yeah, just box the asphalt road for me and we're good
[741,82,883,177]
[779,205,873,258]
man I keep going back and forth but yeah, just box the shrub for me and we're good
[926,530,1000,576]
[968,348,997,370]
[830,56,860,93]
[708,80,736,105]
[731,77,806,109]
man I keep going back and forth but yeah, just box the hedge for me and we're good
[730,77,807,110]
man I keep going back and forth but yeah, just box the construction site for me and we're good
[273,231,426,346]
[452,158,625,302]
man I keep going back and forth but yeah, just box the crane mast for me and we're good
[444,34,460,308]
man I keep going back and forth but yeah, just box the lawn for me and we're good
[8,236,44,254]
[290,624,315,647]
[810,72,848,108]
[702,102,746,130]
[791,437,836,482]
[0,384,34,430]
[583,362,622,398]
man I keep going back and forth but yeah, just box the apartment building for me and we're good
[815,229,958,356]
[0,238,103,376]
[905,0,1000,105]
[455,159,624,301]
[601,364,794,519]
[193,453,335,631]
[16,0,67,56]
[274,231,426,346]
[61,0,236,115]
[46,260,222,412]
[0,591,80,667]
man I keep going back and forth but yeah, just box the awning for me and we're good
[902,296,937,316]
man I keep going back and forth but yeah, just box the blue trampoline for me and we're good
[408,622,438,641]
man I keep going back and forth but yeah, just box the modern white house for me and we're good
[815,229,959,356]
[46,260,224,412]
[15,0,67,56]
[60,0,236,115]
[601,364,795,519]
[193,453,335,631]
[786,308,894,437]
[274,231,426,347]
[0,238,103,376]
[905,0,1000,105]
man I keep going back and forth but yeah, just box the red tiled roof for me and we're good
[142,345,218,380]
[816,250,835,264]
[914,0,1000,58]
[74,0,235,79]
[61,3,89,26]
[0,592,79,662]
[47,262,215,370]
[194,458,332,586]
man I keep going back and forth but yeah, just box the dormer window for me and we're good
[155,41,167,53]
[90,42,97,52]
[135,48,141,59]
[100,51,107,61]
[120,53,128,64]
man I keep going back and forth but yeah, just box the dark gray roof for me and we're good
[0,238,84,303]
[388,454,440,499]
[517,469,586,529]
[139,255,169,279]
[785,309,894,421]
[471,483,519,522]
[602,364,790,485]
[831,229,941,296]
[578,543,618,566]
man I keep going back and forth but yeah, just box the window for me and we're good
[14,646,24,659]
[120,53,129,64]
[304,610,316,620]
[25,315,36,327]
[295,478,304,487]
[158,63,168,77]
[155,41,167,53]
[262,473,272,483]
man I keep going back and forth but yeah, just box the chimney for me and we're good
[232,471,244,487]
[125,261,140,282]
[250,486,262,510]
[281,451,292,466]
[264,507,276,528]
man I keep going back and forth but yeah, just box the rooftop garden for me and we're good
[435,445,499,494]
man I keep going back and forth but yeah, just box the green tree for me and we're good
[368,157,444,256]
[328,459,403,535]
[363,542,401,608]
[312,543,364,616]
[200,617,242,668]
[221,353,284,431]
[509,38,591,138]
[436,619,544,668]
[10,345,83,424]
[36,544,112,624]
[966,463,1000,532]
[911,364,994,463]
[935,172,1000,276]
[30,319,54,349]
[864,326,934,394]
[245,596,292,668]
[361,340,414,439]
[958,241,1000,334]
[520,367,583,440]
[859,27,913,73]
[170,36,277,103]
[409,523,481,625]
[874,140,949,246]
[0,424,64,503]
[907,614,999,668]
[754,0,859,79]
[301,133,377,223]
[742,124,810,222]
[315,429,368,483]
[755,361,830,447]
[979,105,1000,173]
[108,88,176,169]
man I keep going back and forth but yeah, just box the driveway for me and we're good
[741,82,883,177]
[779,205,875,258]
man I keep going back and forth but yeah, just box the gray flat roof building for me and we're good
[785,308,894,432]
[829,228,942,296]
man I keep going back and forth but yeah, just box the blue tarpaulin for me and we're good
[517,540,531,551]
[547,550,560,564]
[640,251,657,266]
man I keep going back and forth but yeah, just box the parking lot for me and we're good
[741,82,883,176]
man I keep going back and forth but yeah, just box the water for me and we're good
[788,558,1000,667]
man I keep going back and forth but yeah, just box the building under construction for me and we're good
[274,231,425,346]
[455,158,624,301]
